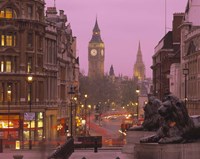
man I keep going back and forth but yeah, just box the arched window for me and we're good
[0,7,17,19]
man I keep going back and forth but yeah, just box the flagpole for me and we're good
[165,0,166,34]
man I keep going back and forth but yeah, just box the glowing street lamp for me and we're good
[88,105,91,132]
[84,94,88,136]
[7,89,11,140]
[27,75,33,150]
[136,87,140,120]
[183,68,189,107]
[68,85,75,138]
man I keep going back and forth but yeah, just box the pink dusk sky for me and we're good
[46,0,188,78]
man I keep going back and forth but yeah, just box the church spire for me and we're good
[109,65,115,76]
[133,41,146,80]
[136,41,143,63]
[138,41,141,54]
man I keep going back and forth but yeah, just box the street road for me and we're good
[89,109,127,146]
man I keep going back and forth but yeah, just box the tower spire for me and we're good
[133,41,146,80]
[90,17,103,43]
[138,41,141,54]
[93,17,100,32]
[136,41,143,62]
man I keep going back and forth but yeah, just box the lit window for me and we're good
[28,92,30,102]
[27,64,31,73]
[7,84,12,101]
[38,121,43,127]
[38,112,43,119]
[0,11,4,18]
[0,8,17,19]
[5,8,12,19]
[1,35,5,46]
[6,35,12,46]
[27,57,32,73]
[6,61,11,72]
[0,61,4,72]
[1,34,16,47]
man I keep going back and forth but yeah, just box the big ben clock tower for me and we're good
[88,18,105,79]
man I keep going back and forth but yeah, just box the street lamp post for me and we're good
[183,68,189,107]
[88,105,91,133]
[136,87,140,120]
[68,85,75,138]
[7,89,11,141]
[84,94,88,136]
[27,75,33,150]
[73,97,77,136]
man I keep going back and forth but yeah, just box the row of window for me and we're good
[0,55,43,73]
[1,34,16,47]
[0,6,43,21]
[0,8,16,19]
[0,81,44,103]
[0,33,44,51]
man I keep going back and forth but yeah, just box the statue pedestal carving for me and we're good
[122,130,155,154]
[134,142,200,159]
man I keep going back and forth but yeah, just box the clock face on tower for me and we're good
[101,49,104,56]
[91,49,97,56]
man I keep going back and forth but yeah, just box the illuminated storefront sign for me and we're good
[0,114,20,139]
[24,112,35,121]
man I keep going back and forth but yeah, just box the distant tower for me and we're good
[133,41,146,80]
[88,18,105,79]
[109,65,115,76]
[109,65,115,81]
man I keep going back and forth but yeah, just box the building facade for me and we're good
[169,63,181,98]
[0,0,79,147]
[88,19,105,79]
[151,13,184,100]
[180,0,200,115]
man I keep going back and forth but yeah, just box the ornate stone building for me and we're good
[88,18,105,79]
[133,42,145,81]
[0,0,79,147]
[180,0,200,115]
[0,0,46,147]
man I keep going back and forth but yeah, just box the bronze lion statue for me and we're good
[140,94,200,144]
[129,94,162,131]
[142,95,163,131]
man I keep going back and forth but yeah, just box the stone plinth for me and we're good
[134,142,200,159]
[13,155,23,159]
[126,130,155,144]
[122,130,155,154]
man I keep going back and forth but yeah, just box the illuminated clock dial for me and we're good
[101,49,104,56]
[91,49,97,56]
